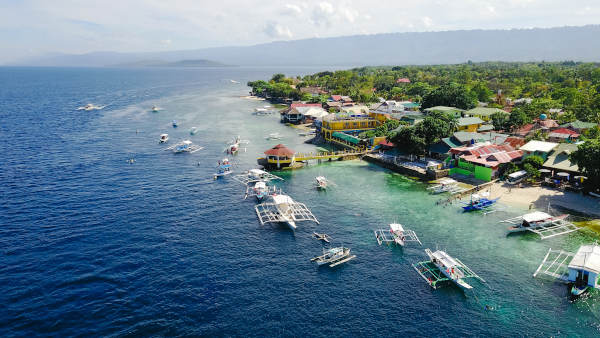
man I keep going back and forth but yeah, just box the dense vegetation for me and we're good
[249,62,600,124]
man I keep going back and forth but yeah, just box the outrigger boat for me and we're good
[534,245,600,297]
[190,127,199,135]
[151,105,160,112]
[255,194,319,230]
[374,223,422,247]
[413,249,485,290]
[172,120,178,128]
[316,176,328,190]
[427,178,464,194]
[311,247,356,267]
[501,211,577,239]
[233,168,283,186]
[461,193,499,213]
[244,181,276,201]
[313,232,331,243]
[225,136,249,155]
[159,133,169,143]
[166,140,203,153]
[214,158,233,179]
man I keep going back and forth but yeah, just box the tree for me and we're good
[506,109,531,131]
[271,73,286,83]
[523,155,544,169]
[390,127,426,155]
[421,83,477,110]
[570,139,600,190]
[470,81,493,102]
[490,111,509,130]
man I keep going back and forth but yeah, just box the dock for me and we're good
[363,154,448,181]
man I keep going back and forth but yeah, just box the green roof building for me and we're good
[464,107,508,122]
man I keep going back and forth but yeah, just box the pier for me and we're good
[362,153,448,180]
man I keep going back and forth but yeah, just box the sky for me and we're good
[0,0,598,63]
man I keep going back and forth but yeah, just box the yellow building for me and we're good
[457,117,485,132]
[321,114,381,141]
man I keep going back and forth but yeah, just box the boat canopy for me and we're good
[522,211,552,223]
[332,131,360,145]
[568,245,600,274]
[431,250,460,268]
[508,170,527,179]
[249,169,267,176]
[390,223,404,232]
[271,194,294,204]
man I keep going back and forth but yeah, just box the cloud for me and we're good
[422,16,433,28]
[311,2,335,26]
[342,8,359,23]
[263,22,293,39]
[282,4,303,15]
[160,39,172,46]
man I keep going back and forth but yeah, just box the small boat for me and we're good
[313,232,331,243]
[316,176,328,190]
[265,132,282,140]
[374,223,422,247]
[77,103,104,111]
[151,105,160,112]
[166,140,203,153]
[311,247,356,267]
[159,134,169,143]
[428,178,463,194]
[214,158,233,179]
[413,249,485,290]
[534,245,600,298]
[225,136,249,155]
[190,127,199,135]
[247,181,270,201]
[461,193,498,212]
[229,79,240,84]
[255,194,319,230]
[233,168,283,185]
[504,211,569,234]
[172,120,178,128]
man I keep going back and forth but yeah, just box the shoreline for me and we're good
[491,182,600,218]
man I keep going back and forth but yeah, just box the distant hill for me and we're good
[111,59,233,68]
[10,25,600,67]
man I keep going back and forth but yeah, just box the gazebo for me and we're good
[264,144,295,169]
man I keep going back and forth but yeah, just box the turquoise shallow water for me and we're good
[1,66,600,336]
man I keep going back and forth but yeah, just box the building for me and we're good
[340,105,370,115]
[448,143,523,181]
[560,120,598,133]
[457,117,485,132]
[320,113,380,144]
[281,106,328,124]
[429,132,509,157]
[547,128,580,143]
[519,140,559,160]
[423,106,464,117]
[542,143,581,177]
[463,107,508,122]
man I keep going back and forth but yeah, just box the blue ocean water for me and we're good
[1,66,600,337]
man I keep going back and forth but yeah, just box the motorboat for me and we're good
[251,181,269,201]
[166,140,203,153]
[172,120,178,128]
[77,103,104,111]
[316,176,328,190]
[311,247,356,267]
[151,105,160,112]
[159,134,169,143]
[271,194,297,229]
[255,194,319,230]
[461,193,498,212]
[428,178,463,194]
[214,159,233,179]
[190,127,199,135]
[225,136,249,155]
[413,249,485,290]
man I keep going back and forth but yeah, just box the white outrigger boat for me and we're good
[311,247,356,267]
[413,249,485,290]
[501,211,577,239]
[374,223,422,247]
[151,105,160,112]
[244,181,276,201]
[233,168,283,185]
[265,132,282,140]
[159,133,169,143]
[77,103,105,111]
[255,194,319,230]
[190,127,199,135]
[427,178,464,194]
[225,136,249,155]
[214,158,233,179]
[316,176,328,190]
[534,244,600,297]
[166,140,203,153]
[313,232,331,243]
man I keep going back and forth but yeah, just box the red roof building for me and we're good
[264,144,295,157]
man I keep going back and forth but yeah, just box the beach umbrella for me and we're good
[539,169,551,173]
[556,172,570,179]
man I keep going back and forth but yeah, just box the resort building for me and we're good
[340,105,370,115]
[456,117,485,132]
[429,131,509,157]
[519,140,559,160]
[463,107,508,122]
[448,143,523,181]
[320,113,381,147]
[542,143,581,177]
[281,103,323,123]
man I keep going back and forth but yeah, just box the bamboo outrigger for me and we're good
[311,247,356,267]
[413,249,485,290]
[501,211,578,239]
[313,232,331,243]
[255,194,319,230]
[374,223,422,247]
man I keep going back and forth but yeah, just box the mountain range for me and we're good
[10,25,600,67]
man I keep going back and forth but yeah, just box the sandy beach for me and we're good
[491,182,600,217]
